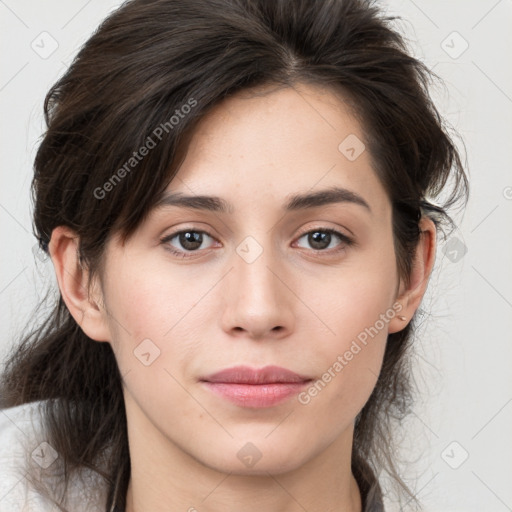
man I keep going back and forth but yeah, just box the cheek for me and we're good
[295,296,391,440]
[100,263,209,428]
[101,254,219,386]
[300,233,398,345]
[295,239,398,418]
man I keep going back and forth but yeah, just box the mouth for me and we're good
[200,365,313,408]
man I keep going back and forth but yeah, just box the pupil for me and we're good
[310,231,330,250]
[180,231,202,250]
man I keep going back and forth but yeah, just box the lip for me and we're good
[200,365,313,408]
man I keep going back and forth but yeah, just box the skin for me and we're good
[50,82,436,512]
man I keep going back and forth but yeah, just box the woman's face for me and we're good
[97,83,404,474]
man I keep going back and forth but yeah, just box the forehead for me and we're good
[159,83,389,218]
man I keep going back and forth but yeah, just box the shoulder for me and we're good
[0,400,107,512]
[0,400,59,511]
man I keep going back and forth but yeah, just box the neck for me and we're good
[125,469,362,512]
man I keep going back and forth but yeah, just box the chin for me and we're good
[196,438,311,476]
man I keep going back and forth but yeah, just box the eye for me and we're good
[294,228,353,253]
[160,226,353,259]
[161,229,217,258]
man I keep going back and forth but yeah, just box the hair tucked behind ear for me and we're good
[1,0,468,510]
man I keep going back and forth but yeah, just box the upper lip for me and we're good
[201,365,312,384]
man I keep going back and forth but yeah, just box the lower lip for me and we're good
[202,381,310,408]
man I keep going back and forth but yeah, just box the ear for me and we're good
[388,217,437,334]
[48,226,111,342]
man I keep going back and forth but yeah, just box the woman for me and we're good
[0,0,468,510]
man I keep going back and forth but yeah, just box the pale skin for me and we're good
[49,83,436,512]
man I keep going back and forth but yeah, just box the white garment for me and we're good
[0,401,108,512]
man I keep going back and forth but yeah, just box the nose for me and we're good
[220,240,295,340]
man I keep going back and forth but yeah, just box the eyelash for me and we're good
[160,227,354,259]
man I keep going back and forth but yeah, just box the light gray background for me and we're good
[1,1,511,511]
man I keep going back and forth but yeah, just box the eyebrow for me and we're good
[155,186,371,214]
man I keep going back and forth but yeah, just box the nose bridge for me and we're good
[221,233,293,337]
[233,234,282,307]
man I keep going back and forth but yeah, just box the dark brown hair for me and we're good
[1,0,468,510]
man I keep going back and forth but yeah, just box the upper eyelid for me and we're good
[295,225,352,239]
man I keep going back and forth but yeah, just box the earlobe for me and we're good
[388,217,437,334]
[48,226,111,342]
